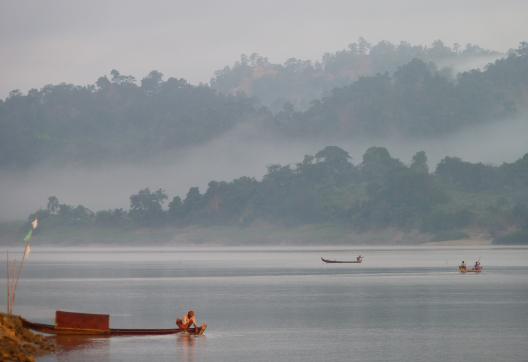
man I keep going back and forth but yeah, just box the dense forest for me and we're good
[1,40,527,244]
[27,146,528,244]
[277,43,528,138]
[0,72,260,169]
[212,39,501,110]
[1,42,526,170]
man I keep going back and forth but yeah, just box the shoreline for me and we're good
[0,223,496,246]
[422,238,493,247]
[0,313,54,361]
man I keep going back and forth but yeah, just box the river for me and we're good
[3,245,527,362]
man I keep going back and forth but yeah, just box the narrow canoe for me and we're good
[21,318,197,336]
[321,257,362,264]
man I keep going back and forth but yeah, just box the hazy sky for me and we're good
[1,0,527,98]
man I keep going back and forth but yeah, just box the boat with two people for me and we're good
[458,260,482,273]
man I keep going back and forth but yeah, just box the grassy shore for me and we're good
[0,313,54,361]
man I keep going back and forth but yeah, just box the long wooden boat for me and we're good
[321,257,362,264]
[22,311,202,336]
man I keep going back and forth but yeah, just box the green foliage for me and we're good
[25,148,528,241]
[277,45,527,138]
[129,188,168,226]
[494,229,528,245]
[212,39,500,111]
[47,196,59,214]
[0,71,258,169]
[435,157,498,191]
[411,151,429,174]
[95,209,129,227]
[1,43,526,171]
[436,153,528,194]
[431,230,470,241]
[422,208,473,232]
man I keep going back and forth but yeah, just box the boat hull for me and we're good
[321,257,362,264]
[22,319,195,336]
[458,266,483,273]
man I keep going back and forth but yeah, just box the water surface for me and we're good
[3,246,527,362]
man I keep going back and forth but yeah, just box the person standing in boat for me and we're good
[460,261,466,271]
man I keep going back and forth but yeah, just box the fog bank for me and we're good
[1,116,526,221]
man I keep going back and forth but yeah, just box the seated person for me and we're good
[177,310,207,334]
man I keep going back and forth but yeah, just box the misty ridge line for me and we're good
[211,38,503,111]
[0,41,526,172]
[1,38,502,101]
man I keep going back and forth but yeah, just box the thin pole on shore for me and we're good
[11,245,29,314]
[9,257,16,315]
[10,258,15,314]
[5,220,37,315]
[11,258,17,315]
[6,251,10,314]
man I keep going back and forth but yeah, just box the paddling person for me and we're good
[356,255,363,263]
[459,260,466,271]
[177,310,207,335]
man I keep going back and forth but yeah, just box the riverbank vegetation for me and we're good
[15,146,527,245]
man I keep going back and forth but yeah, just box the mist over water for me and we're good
[1,116,526,221]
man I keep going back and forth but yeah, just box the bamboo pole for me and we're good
[9,258,16,314]
[11,244,29,314]
[12,259,18,314]
[10,258,18,315]
[9,256,14,314]
[6,221,36,314]
[6,251,10,314]
[8,257,16,315]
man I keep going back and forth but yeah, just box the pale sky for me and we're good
[1,0,527,98]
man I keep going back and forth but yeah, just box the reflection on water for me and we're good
[1,246,526,362]
[52,333,203,362]
[55,335,101,352]
[52,335,110,362]
[177,333,203,362]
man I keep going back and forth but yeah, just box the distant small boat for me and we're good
[458,264,482,273]
[22,310,206,336]
[321,256,363,264]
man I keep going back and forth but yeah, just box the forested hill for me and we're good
[0,72,261,169]
[0,43,526,170]
[211,39,501,111]
[26,146,528,244]
[276,44,528,138]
